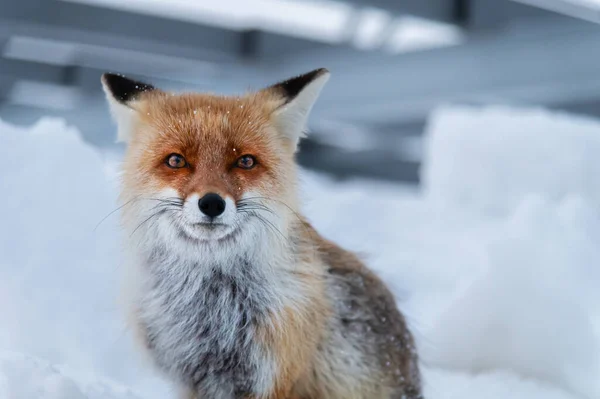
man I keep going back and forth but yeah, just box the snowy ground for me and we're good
[0,105,598,399]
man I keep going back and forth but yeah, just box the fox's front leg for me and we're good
[258,301,327,399]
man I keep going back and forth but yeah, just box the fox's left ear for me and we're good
[265,68,330,147]
[101,73,156,142]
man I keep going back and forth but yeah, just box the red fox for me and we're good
[102,68,423,399]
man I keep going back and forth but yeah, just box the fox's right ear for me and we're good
[101,73,155,142]
[263,68,330,148]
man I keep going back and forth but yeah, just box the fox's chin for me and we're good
[177,221,239,243]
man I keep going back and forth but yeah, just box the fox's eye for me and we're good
[166,153,187,168]
[236,155,256,170]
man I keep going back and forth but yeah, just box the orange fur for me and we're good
[258,277,329,398]
[122,91,294,204]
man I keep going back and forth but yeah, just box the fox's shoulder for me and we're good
[300,218,402,313]
[298,219,374,276]
[298,219,421,395]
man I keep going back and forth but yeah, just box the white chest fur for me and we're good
[134,248,282,399]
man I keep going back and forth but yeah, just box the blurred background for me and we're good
[3,2,600,398]
[2,0,600,184]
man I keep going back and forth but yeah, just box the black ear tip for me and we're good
[101,72,119,85]
[313,67,330,76]
[296,68,330,82]
[100,72,129,87]
[101,72,155,104]
[273,67,330,102]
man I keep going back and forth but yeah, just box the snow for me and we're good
[0,352,137,399]
[1,104,598,399]
[421,105,600,215]
[0,117,171,398]
[416,106,600,399]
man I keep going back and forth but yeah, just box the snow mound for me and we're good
[413,105,600,399]
[421,105,600,215]
[419,195,600,399]
[0,352,141,399]
[0,117,170,399]
[423,368,578,399]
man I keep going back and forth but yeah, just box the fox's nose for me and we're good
[198,193,226,218]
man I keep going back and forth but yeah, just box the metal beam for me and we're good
[512,0,600,25]
[0,0,335,91]
[0,59,71,84]
[271,16,600,125]
[0,77,14,102]
[341,0,458,24]
[0,0,243,63]
[340,0,548,31]
[297,137,420,183]
[467,0,562,30]
[0,57,205,95]
[253,32,340,60]
[0,0,348,65]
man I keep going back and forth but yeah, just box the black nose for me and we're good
[198,193,226,218]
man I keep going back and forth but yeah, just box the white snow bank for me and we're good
[422,368,578,399]
[417,194,600,399]
[0,118,171,399]
[421,105,600,215]
[1,105,598,399]
[0,351,142,399]
[415,105,600,399]
[0,352,87,399]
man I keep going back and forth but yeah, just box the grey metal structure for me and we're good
[0,0,598,183]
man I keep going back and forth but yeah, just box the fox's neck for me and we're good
[136,215,305,281]
[126,211,321,318]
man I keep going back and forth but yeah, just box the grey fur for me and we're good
[326,266,422,398]
[138,247,277,399]
[302,237,424,399]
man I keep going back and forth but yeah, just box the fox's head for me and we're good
[102,69,329,258]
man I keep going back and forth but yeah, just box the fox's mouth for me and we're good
[191,222,226,229]
[176,220,241,243]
